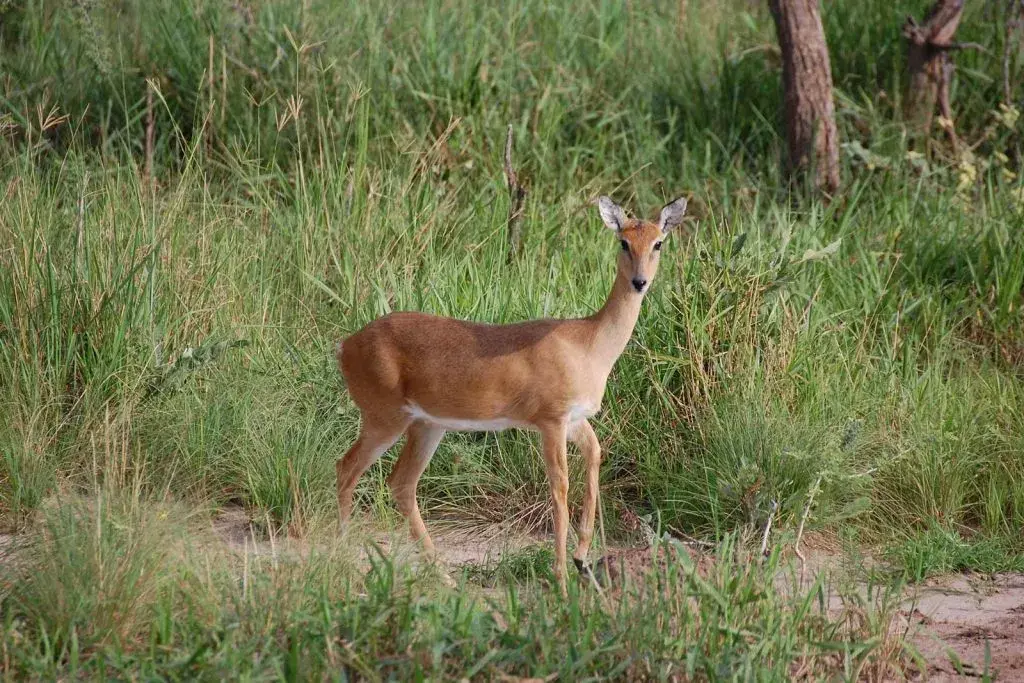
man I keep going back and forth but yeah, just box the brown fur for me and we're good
[334,196,687,592]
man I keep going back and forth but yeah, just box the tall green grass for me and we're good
[2,0,1022,546]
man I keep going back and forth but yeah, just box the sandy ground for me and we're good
[906,574,1024,681]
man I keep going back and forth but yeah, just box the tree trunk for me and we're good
[768,0,841,195]
[1004,0,1024,106]
[903,0,965,148]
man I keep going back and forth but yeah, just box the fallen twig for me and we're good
[760,499,779,559]
[794,476,822,586]
[666,524,717,548]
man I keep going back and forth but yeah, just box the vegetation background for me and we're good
[0,0,1022,678]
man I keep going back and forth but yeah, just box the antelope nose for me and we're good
[631,278,647,292]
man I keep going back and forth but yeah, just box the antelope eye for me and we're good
[620,239,629,252]
[653,241,663,251]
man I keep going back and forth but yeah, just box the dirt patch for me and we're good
[904,574,1024,681]
[210,506,262,550]
[583,542,715,589]
[205,507,540,575]
[0,533,15,555]
[427,525,538,567]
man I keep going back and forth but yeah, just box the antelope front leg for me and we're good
[569,420,602,570]
[540,420,570,595]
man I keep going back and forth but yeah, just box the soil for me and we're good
[905,574,1024,681]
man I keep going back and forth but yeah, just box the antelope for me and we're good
[335,194,687,592]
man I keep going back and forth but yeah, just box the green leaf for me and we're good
[730,232,748,258]
[798,238,841,264]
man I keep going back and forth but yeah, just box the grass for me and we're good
[1,0,1023,676]
[1,489,910,680]
[887,525,1024,582]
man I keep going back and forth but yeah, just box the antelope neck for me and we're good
[586,270,644,368]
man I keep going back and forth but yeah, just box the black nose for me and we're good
[631,278,647,292]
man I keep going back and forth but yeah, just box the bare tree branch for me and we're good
[922,0,965,45]
[904,0,969,148]
[503,125,527,263]
[936,41,988,52]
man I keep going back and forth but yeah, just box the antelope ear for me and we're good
[597,196,627,232]
[657,196,688,233]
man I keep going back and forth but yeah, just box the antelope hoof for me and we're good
[574,557,603,588]
[576,555,619,589]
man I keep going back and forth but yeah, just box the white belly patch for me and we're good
[403,403,526,432]
[568,402,599,422]
[404,402,599,432]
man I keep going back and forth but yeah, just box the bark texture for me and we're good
[1002,0,1024,105]
[903,0,965,146]
[768,0,840,195]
